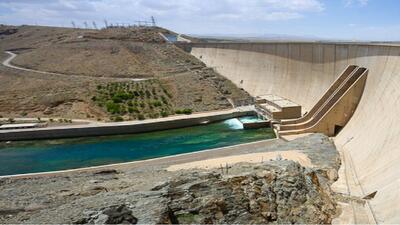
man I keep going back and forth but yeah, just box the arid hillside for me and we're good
[0,25,252,121]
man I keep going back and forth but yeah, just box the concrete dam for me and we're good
[178,42,400,223]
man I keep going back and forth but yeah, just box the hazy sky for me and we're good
[0,0,399,41]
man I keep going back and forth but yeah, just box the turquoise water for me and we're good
[239,116,266,123]
[0,117,275,176]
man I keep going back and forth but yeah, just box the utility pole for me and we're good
[104,19,108,28]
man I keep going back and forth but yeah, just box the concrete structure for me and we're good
[177,42,400,223]
[255,94,302,120]
[0,123,40,130]
[242,121,270,129]
[279,65,368,136]
[159,33,191,43]
[0,108,254,141]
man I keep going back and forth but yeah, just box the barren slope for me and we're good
[0,25,252,121]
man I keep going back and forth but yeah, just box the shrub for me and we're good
[106,101,121,114]
[97,85,102,90]
[49,118,54,122]
[114,116,124,122]
[91,96,97,101]
[163,89,172,98]
[137,114,145,120]
[114,91,133,100]
[145,90,151,98]
[183,108,193,115]
[175,109,192,115]
[128,107,139,113]
[152,100,162,107]
[20,112,27,117]
[161,96,168,104]
[8,118,15,123]
[161,111,169,117]
[149,113,159,119]
[112,95,123,103]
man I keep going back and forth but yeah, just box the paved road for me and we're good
[2,51,150,82]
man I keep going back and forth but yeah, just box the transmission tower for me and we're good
[71,21,76,29]
[104,19,109,28]
[151,16,156,26]
[83,21,88,29]
[92,21,98,30]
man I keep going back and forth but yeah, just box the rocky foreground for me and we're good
[160,161,337,224]
[0,134,342,224]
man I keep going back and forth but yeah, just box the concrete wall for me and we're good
[0,110,254,141]
[184,42,400,223]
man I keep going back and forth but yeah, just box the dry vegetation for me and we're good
[0,25,252,121]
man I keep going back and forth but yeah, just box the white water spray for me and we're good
[224,118,244,130]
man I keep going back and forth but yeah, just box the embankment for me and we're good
[0,108,253,141]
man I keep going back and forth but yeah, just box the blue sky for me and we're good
[0,0,399,41]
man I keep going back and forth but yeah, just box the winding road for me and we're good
[2,51,150,82]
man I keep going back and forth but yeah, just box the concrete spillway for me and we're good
[178,42,400,223]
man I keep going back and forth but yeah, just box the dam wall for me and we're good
[182,42,400,223]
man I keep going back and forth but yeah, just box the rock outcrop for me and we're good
[75,204,137,224]
[155,161,337,224]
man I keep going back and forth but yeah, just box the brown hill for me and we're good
[0,25,252,121]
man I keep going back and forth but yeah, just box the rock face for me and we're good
[75,205,138,224]
[0,26,17,36]
[157,161,337,224]
[68,161,337,224]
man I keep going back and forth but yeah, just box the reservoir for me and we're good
[0,117,275,176]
